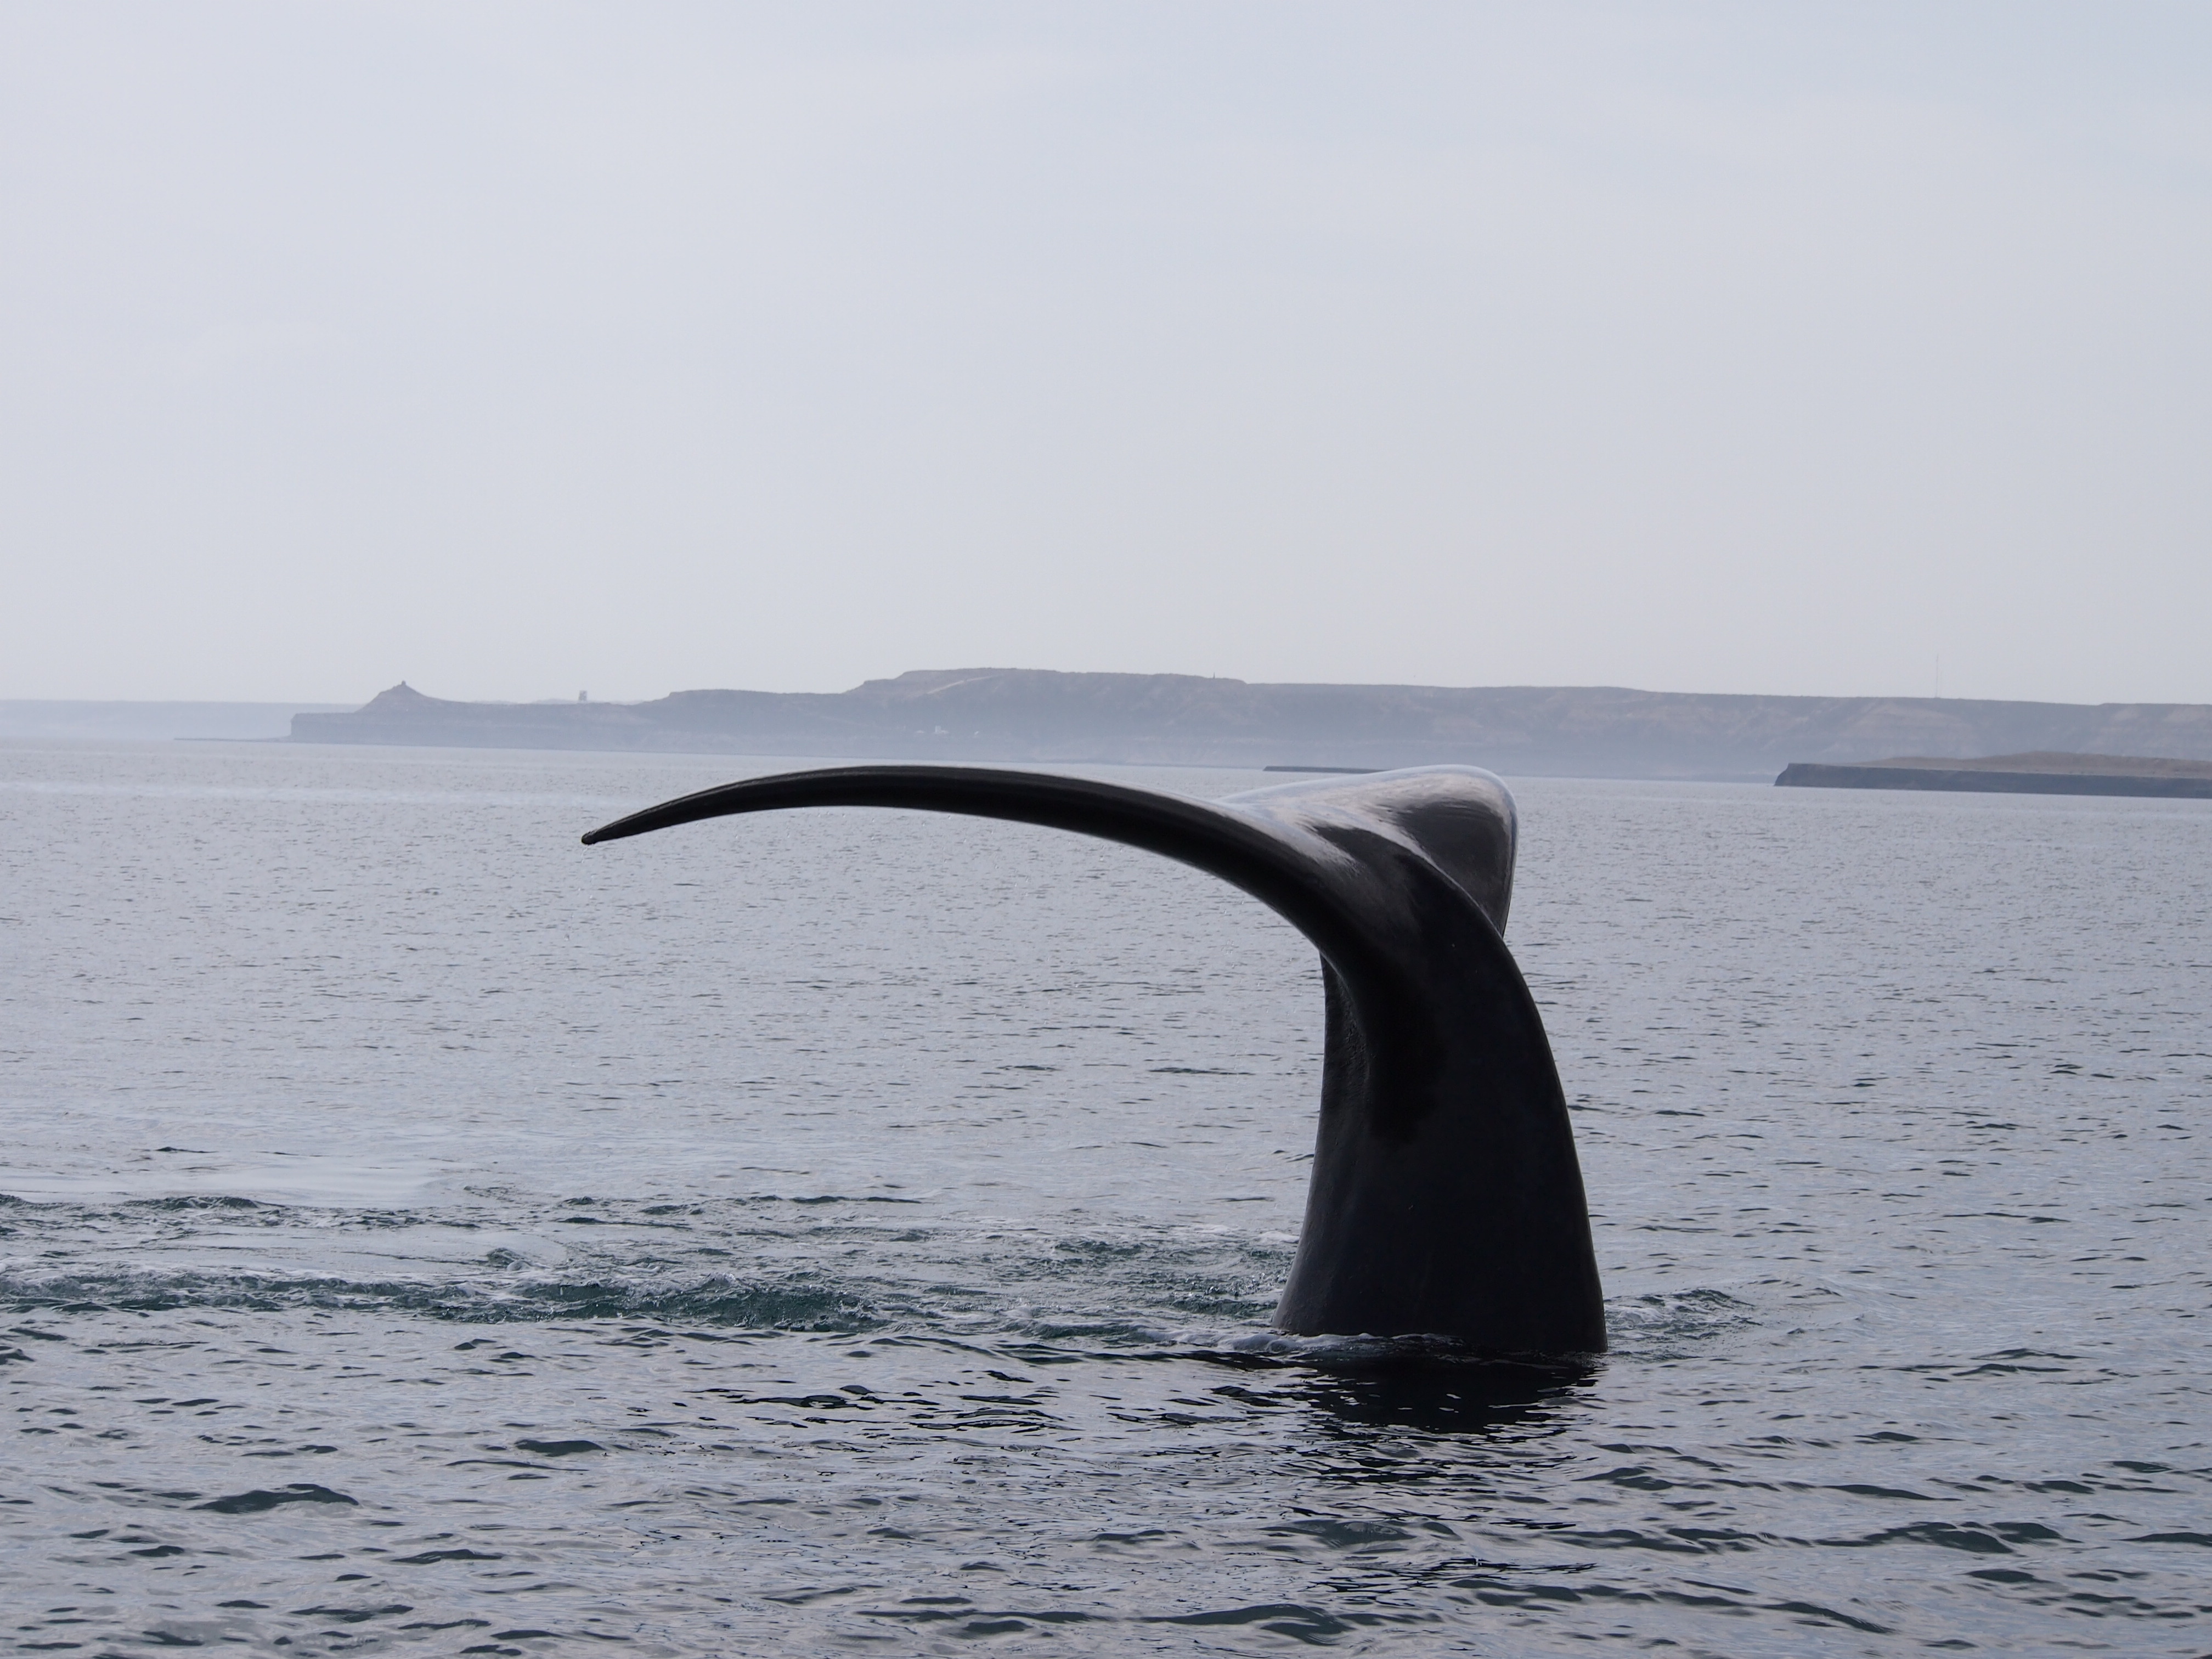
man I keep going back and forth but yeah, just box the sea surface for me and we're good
[2,740,2207,1657]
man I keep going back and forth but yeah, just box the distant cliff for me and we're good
[1776,752,2212,799]
[287,670,2212,780]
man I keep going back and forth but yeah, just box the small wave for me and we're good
[0,1266,883,1332]
[196,1483,359,1515]
[1606,1286,1758,1357]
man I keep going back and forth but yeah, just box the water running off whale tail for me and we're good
[583,764,1606,1357]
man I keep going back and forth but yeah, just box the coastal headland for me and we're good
[1776,752,2212,799]
[286,670,2212,781]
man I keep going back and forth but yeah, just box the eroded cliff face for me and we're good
[289,669,2212,779]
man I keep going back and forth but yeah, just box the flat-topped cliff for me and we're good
[1777,752,2212,799]
[289,671,2212,780]
[1808,751,2212,777]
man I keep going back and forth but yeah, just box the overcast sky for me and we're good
[3,3,2207,706]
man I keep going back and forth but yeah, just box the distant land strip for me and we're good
[283,671,2212,782]
[1776,754,2212,799]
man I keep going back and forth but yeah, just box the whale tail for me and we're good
[584,764,1605,1355]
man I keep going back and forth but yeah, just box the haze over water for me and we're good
[3,738,2207,1655]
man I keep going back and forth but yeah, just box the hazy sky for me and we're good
[4,3,2208,705]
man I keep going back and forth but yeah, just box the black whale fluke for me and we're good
[583,764,1605,1356]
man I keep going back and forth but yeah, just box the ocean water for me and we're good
[1,739,2206,1657]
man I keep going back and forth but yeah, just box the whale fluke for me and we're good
[583,764,1605,1356]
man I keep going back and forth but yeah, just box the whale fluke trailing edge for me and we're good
[583,764,1605,1356]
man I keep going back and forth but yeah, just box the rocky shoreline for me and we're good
[1776,753,2212,799]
